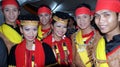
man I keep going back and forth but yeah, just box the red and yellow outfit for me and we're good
[0,23,22,44]
[37,25,51,40]
[15,39,45,67]
[71,29,101,67]
[43,34,72,66]
[95,35,120,67]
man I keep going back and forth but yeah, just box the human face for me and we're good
[76,14,91,30]
[20,25,38,42]
[38,13,51,26]
[95,10,119,34]
[53,22,67,38]
[3,5,19,24]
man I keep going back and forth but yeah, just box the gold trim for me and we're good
[53,16,68,24]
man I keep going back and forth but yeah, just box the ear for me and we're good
[90,15,93,21]
[118,13,120,22]
[20,26,23,34]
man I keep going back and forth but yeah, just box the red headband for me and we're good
[38,6,51,15]
[95,0,120,12]
[2,0,19,9]
[75,7,91,16]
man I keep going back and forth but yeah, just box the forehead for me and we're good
[22,25,37,28]
[76,14,90,17]
[38,12,50,16]
[95,10,113,15]
[54,22,67,26]
[4,4,18,9]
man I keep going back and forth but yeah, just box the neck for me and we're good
[106,26,120,42]
[6,21,16,28]
[26,40,34,50]
[81,26,93,35]
[41,23,50,30]
[52,33,62,41]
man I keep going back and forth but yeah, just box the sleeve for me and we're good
[8,45,17,66]
[0,38,8,67]
[42,42,57,65]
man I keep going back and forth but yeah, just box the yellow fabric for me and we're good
[37,25,43,40]
[96,37,109,67]
[0,24,22,44]
[75,30,92,67]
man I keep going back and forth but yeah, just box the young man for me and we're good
[37,5,52,40]
[94,0,120,67]
[71,4,101,67]
[0,0,22,54]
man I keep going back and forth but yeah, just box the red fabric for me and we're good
[2,0,19,9]
[75,7,91,16]
[95,0,120,12]
[42,27,51,35]
[107,46,120,58]
[43,34,52,46]
[82,31,94,44]
[43,34,72,65]
[15,39,45,67]
[38,6,51,15]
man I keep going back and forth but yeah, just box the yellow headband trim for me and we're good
[20,20,38,26]
[53,16,68,24]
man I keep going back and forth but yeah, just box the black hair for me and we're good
[18,14,39,21]
[75,3,91,11]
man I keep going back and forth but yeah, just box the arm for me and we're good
[0,38,7,67]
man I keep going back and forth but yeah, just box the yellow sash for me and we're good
[37,25,43,40]
[0,24,22,44]
[96,37,109,67]
[75,30,92,67]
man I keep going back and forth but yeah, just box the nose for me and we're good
[99,15,105,25]
[9,10,13,15]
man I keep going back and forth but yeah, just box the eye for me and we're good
[104,13,110,17]
[25,28,30,31]
[13,9,18,12]
[33,28,37,31]
[4,9,9,12]
[95,14,100,19]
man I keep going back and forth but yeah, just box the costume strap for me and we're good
[0,24,22,44]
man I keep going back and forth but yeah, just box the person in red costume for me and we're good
[43,12,72,67]
[37,5,52,40]
[0,0,22,54]
[71,3,101,67]
[94,0,120,67]
[8,15,56,67]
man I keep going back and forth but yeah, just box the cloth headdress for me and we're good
[95,0,120,12]
[38,6,51,15]
[2,0,19,9]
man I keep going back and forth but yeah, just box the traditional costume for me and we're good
[71,6,102,67]
[8,18,56,67]
[37,6,52,40]
[94,0,120,67]
[43,15,72,66]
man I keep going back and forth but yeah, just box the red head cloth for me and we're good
[2,0,19,9]
[75,7,92,16]
[95,0,120,12]
[38,6,51,15]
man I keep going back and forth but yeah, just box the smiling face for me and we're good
[95,10,119,34]
[3,4,19,24]
[38,13,51,26]
[52,22,67,38]
[20,25,38,42]
[76,14,91,30]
